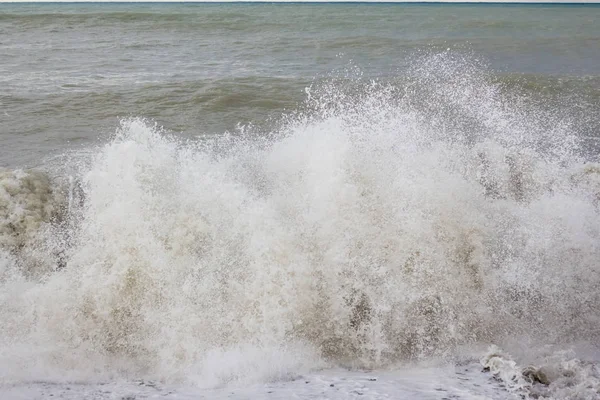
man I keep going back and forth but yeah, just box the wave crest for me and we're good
[1,54,599,388]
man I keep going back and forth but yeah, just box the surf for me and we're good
[0,53,599,398]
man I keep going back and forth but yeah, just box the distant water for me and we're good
[1,3,599,166]
[1,3,600,400]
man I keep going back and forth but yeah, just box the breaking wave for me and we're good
[1,53,599,397]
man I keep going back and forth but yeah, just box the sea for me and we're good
[0,2,599,399]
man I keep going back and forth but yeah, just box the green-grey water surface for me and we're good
[0,3,599,166]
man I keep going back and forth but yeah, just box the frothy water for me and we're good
[481,346,600,399]
[1,54,599,398]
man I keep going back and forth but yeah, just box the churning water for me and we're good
[1,3,599,399]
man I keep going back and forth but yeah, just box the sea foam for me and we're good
[0,54,598,398]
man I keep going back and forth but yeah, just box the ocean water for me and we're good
[1,3,600,399]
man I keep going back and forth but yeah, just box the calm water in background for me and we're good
[0,3,599,166]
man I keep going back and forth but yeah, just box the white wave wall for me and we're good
[0,54,599,389]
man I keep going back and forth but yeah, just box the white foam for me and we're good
[0,168,59,250]
[0,54,599,396]
[481,346,600,400]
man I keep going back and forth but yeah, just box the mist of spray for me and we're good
[0,53,599,389]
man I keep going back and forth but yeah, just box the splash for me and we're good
[481,346,600,400]
[0,168,59,250]
[0,54,599,391]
